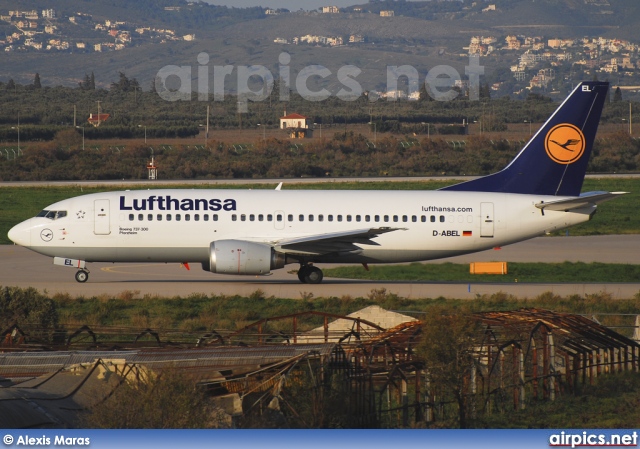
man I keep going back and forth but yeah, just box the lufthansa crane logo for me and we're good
[40,228,53,242]
[544,123,586,165]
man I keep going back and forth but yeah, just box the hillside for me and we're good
[1,0,640,96]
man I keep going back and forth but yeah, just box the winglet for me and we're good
[442,81,609,196]
[275,182,283,191]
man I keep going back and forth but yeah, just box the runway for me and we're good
[2,235,639,300]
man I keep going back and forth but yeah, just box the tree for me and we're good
[613,86,623,102]
[111,72,140,92]
[34,73,42,89]
[416,307,481,428]
[6,78,15,91]
[79,73,95,90]
[0,286,59,343]
[83,368,226,428]
[479,82,491,100]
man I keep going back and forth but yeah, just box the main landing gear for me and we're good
[75,269,89,283]
[297,264,323,284]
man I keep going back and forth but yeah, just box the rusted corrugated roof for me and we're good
[0,344,335,381]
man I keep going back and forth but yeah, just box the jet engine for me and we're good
[203,240,286,275]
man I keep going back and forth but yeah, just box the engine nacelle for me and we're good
[204,240,286,275]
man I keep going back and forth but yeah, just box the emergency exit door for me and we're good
[480,202,494,238]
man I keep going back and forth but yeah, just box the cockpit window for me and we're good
[37,210,67,220]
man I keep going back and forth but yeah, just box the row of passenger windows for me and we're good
[127,213,473,224]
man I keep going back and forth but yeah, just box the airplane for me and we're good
[8,81,626,284]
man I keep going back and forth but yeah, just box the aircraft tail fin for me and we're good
[441,81,609,196]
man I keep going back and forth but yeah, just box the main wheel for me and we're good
[75,270,89,283]
[297,265,310,283]
[303,266,323,284]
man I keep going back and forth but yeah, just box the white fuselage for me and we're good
[9,189,594,268]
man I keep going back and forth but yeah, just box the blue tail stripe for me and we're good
[441,81,609,196]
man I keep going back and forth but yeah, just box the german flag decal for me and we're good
[463,231,472,236]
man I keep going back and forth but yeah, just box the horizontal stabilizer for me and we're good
[535,191,628,212]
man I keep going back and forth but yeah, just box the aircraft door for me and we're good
[274,210,285,230]
[94,199,111,235]
[480,202,494,238]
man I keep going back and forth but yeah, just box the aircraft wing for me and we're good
[272,227,405,255]
[535,191,627,212]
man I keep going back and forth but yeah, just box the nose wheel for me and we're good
[297,264,323,284]
[75,270,89,283]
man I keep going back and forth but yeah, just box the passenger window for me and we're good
[319,214,324,222]
[356,215,361,222]
[421,215,427,222]
[157,214,163,221]
[167,214,172,221]
[176,214,181,221]
[412,216,417,222]
[213,214,218,221]
[287,214,293,222]
[267,214,273,221]
[431,216,436,223]
[440,216,445,223]
[204,214,209,221]
[185,214,191,221]
[259,214,264,221]
[250,214,255,222]
[129,214,134,221]
[365,215,370,222]
[148,214,153,221]
[232,215,237,221]
[195,214,200,221]
[277,214,283,222]
[384,215,389,222]
[328,215,333,222]
[337,215,343,222]
[403,215,408,222]
[309,215,314,222]
[241,214,246,221]
[375,215,380,222]
[299,214,304,222]
[346,215,352,222]
[138,214,144,221]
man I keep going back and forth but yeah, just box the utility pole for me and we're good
[206,105,210,147]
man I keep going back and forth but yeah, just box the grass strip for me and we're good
[323,261,640,283]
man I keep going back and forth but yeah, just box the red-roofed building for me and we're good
[87,113,110,127]
[280,112,311,138]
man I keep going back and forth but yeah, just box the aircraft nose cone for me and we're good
[8,220,31,247]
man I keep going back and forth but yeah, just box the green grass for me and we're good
[323,262,640,283]
[0,177,638,244]
[474,370,640,429]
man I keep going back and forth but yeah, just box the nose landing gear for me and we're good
[75,269,89,283]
